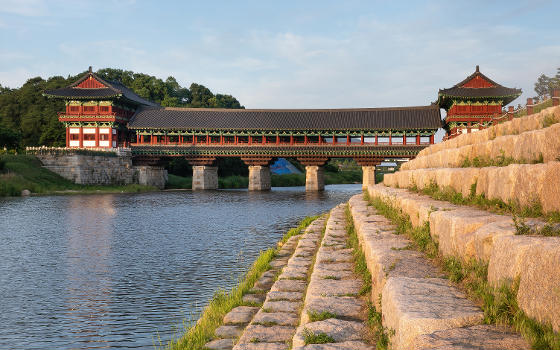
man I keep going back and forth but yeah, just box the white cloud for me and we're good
[0,0,49,16]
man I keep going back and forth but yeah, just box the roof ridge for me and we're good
[452,66,502,89]
[162,105,438,112]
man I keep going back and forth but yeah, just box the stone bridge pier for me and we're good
[187,157,219,190]
[355,158,381,190]
[298,157,328,191]
[242,157,273,191]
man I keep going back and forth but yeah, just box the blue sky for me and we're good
[1,0,559,109]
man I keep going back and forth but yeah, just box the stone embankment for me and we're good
[386,105,560,213]
[205,205,376,350]
[348,194,529,350]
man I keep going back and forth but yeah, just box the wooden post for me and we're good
[361,134,364,145]
[403,133,406,145]
[207,134,210,145]
[276,135,279,145]
[553,89,560,107]
[375,134,378,145]
[430,134,434,144]
[389,134,392,145]
[290,135,294,145]
[527,98,534,115]
[95,127,99,147]
[108,128,113,148]
[304,134,308,145]
[416,134,420,145]
[66,127,69,147]
[318,135,322,145]
[507,106,514,121]
[79,126,83,148]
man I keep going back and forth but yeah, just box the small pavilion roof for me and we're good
[44,67,158,107]
[438,66,522,107]
[128,105,442,131]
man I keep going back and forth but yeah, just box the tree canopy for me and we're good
[0,68,243,148]
[534,67,560,98]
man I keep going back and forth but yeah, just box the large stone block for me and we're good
[542,161,560,213]
[429,208,505,257]
[382,277,483,350]
[455,219,515,263]
[248,165,271,191]
[516,237,560,332]
[192,165,218,190]
[305,165,324,191]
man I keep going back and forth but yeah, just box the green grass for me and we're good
[166,174,192,189]
[308,310,337,322]
[218,175,248,189]
[365,193,560,350]
[302,328,335,345]
[271,173,305,187]
[460,150,544,168]
[162,216,319,350]
[410,181,560,225]
[0,154,156,196]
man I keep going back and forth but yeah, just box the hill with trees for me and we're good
[0,68,243,148]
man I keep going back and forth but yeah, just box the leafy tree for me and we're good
[0,68,243,147]
[534,68,560,97]
[0,126,22,149]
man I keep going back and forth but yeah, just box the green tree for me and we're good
[534,68,560,97]
[189,83,215,107]
[0,126,22,149]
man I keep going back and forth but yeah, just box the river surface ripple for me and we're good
[0,184,361,350]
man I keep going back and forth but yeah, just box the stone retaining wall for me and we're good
[384,162,560,213]
[366,184,560,333]
[36,153,167,189]
[409,105,560,164]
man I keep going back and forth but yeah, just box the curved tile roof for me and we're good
[128,105,442,131]
[44,69,158,107]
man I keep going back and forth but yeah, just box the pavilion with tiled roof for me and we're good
[437,65,522,139]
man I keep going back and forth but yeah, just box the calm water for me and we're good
[0,184,360,350]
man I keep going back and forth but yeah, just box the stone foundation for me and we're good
[248,165,271,191]
[192,165,218,190]
[305,165,324,191]
[36,153,167,189]
[362,166,376,190]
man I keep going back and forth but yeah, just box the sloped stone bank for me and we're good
[384,162,560,213]
[349,193,530,350]
[404,105,560,168]
[365,184,560,335]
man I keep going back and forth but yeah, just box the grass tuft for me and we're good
[308,310,337,322]
[302,328,335,345]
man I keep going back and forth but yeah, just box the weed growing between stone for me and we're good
[308,310,337,322]
[409,180,560,225]
[345,204,392,349]
[302,328,335,345]
[459,150,544,168]
[365,193,560,350]
[513,216,560,237]
[162,216,318,350]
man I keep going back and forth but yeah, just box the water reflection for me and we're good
[0,184,361,349]
[65,195,115,349]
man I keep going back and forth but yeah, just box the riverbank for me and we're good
[163,216,319,350]
[166,170,362,190]
[0,154,157,196]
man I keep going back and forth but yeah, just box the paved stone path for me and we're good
[292,204,373,350]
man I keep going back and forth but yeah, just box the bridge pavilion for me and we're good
[45,68,442,191]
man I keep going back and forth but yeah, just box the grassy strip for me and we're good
[0,155,156,196]
[460,151,543,168]
[409,181,560,226]
[345,204,390,349]
[365,192,560,350]
[163,216,318,350]
[281,216,319,245]
[302,329,335,345]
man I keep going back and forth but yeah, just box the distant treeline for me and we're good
[0,68,243,148]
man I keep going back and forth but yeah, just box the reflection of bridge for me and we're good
[44,68,441,191]
[127,106,440,190]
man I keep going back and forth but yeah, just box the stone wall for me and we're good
[366,184,560,333]
[36,153,167,189]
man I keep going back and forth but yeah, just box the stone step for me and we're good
[294,204,374,349]
[349,194,532,350]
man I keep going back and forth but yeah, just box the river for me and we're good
[0,184,361,350]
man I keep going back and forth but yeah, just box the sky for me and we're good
[1,0,559,110]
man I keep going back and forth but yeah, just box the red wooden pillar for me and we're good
[66,127,69,147]
[221,135,224,145]
[79,127,83,148]
[95,127,100,147]
[304,134,308,145]
[389,134,392,145]
[553,89,560,107]
[403,133,406,145]
[141,135,144,144]
[430,134,434,144]
[346,134,350,145]
[108,128,113,148]
[262,135,265,145]
[248,135,252,145]
[193,134,196,145]
[207,134,210,145]
[527,98,534,115]
[276,135,279,145]
[318,135,322,145]
[290,135,294,145]
[416,134,420,145]
[361,135,364,145]
[375,134,378,145]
